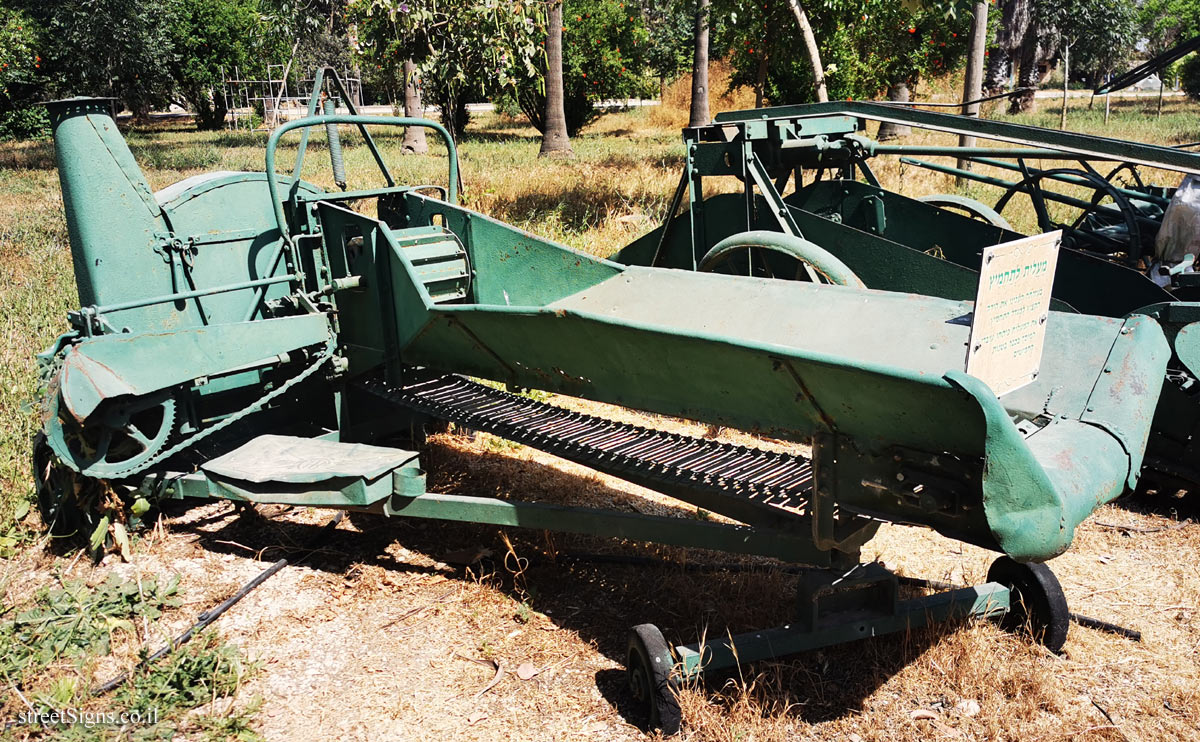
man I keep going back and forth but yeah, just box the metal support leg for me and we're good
[670,569,1009,680]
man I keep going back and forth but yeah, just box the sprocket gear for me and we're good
[44,387,178,479]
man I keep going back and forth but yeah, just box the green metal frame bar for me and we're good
[714,102,1200,174]
[88,273,298,316]
[265,114,460,243]
[672,582,1009,678]
[868,145,1097,159]
[383,491,833,565]
[293,67,395,188]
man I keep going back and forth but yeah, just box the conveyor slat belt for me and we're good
[357,375,814,513]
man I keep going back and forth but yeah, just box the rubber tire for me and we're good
[988,556,1070,653]
[626,623,681,735]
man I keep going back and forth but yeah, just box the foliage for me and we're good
[1034,0,1139,83]
[348,0,546,138]
[1139,0,1200,58]
[504,0,655,136]
[0,574,181,681]
[0,572,261,740]
[167,0,276,130]
[0,5,49,139]
[641,0,694,90]
[115,632,248,711]
[33,0,177,117]
[1183,53,1200,100]
[0,6,43,104]
[0,105,49,141]
[724,0,972,104]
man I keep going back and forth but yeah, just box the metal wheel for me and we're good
[994,168,1143,262]
[45,390,177,479]
[1104,162,1145,191]
[918,194,1014,230]
[698,230,866,288]
[987,556,1070,653]
[626,623,681,735]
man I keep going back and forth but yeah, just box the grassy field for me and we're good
[2,83,1200,740]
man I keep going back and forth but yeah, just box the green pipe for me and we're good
[899,157,1163,228]
[966,156,1169,206]
[872,145,1090,159]
[266,114,459,245]
[91,274,297,315]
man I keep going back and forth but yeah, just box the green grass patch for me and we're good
[0,574,260,741]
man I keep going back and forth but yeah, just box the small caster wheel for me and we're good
[626,623,681,735]
[988,556,1070,653]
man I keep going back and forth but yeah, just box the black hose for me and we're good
[91,511,345,696]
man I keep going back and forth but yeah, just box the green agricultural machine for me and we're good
[616,102,1200,499]
[31,82,1178,734]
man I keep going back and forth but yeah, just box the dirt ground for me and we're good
[9,395,1200,742]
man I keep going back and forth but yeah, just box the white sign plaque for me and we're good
[965,231,1061,396]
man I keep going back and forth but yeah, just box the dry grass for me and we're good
[647,60,761,129]
[2,90,1200,741]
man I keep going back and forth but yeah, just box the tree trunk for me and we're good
[132,102,152,126]
[689,0,711,127]
[877,82,911,140]
[540,1,573,157]
[1059,43,1069,130]
[983,46,1012,95]
[401,60,428,154]
[755,51,768,108]
[1008,31,1039,114]
[956,0,989,179]
[786,0,828,102]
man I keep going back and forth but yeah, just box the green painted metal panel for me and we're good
[47,99,168,313]
[56,315,331,420]
[382,270,1164,559]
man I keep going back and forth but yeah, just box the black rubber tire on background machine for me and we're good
[987,556,1070,653]
[626,623,682,735]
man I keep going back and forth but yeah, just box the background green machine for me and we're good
[616,102,1200,499]
[32,79,1174,734]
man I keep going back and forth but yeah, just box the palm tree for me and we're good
[539,0,573,157]
[689,0,711,127]
[401,60,428,154]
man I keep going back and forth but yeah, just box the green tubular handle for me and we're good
[265,114,459,243]
[699,230,867,288]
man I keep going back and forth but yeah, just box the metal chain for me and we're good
[107,343,336,480]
